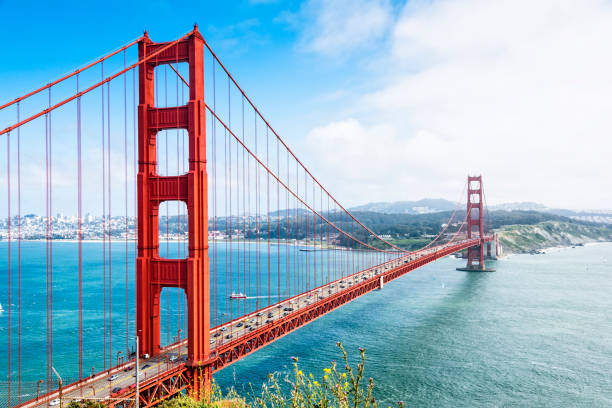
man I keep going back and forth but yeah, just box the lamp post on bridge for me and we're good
[36,380,44,401]
[135,335,139,408]
[51,366,63,408]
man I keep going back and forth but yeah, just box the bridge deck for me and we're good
[19,237,491,408]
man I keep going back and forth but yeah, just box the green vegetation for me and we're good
[384,238,430,251]
[157,343,397,408]
[66,401,105,408]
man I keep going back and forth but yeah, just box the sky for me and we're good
[1,0,612,211]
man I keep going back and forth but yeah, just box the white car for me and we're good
[49,399,60,406]
[108,374,119,381]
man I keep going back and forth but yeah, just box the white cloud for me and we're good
[301,0,612,209]
[291,0,393,56]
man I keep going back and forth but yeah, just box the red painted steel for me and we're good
[136,27,211,397]
[466,175,485,269]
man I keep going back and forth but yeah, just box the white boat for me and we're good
[229,292,247,300]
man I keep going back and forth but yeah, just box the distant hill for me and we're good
[350,199,457,214]
[490,202,549,212]
[489,202,612,224]
[351,199,612,224]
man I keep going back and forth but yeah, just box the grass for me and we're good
[161,343,402,408]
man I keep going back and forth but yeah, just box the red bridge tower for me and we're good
[136,27,210,395]
[457,175,495,272]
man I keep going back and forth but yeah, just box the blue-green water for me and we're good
[0,240,383,403]
[214,243,612,407]
[1,242,611,406]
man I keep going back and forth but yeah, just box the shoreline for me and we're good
[0,238,346,250]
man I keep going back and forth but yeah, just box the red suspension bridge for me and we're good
[0,27,496,407]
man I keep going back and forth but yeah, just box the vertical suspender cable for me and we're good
[175,50,181,341]
[101,63,107,371]
[17,102,22,403]
[241,96,247,315]
[266,127,270,307]
[212,59,218,328]
[246,99,252,312]
[123,52,129,356]
[154,62,161,344]
[320,186,323,286]
[49,87,54,392]
[276,130,280,303]
[255,112,260,311]
[228,77,233,327]
[253,112,261,310]
[312,178,315,287]
[7,129,12,408]
[165,65,169,346]
[46,101,50,393]
[327,194,330,284]
[224,126,228,323]
[107,81,112,365]
[233,83,241,314]
[286,150,290,298]
[133,67,138,351]
[304,171,308,291]
[77,73,83,380]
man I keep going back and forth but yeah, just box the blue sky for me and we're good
[0,0,349,136]
[2,0,612,211]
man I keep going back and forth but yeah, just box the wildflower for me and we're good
[309,373,313,378]
[298,370,303,376]
[344,381,349,389]
[324,375,328,380]
[341,373,346,378]
[291,356,298,362]
[313,381,319,386]
[359,347,365,352]
[324,368,331,374]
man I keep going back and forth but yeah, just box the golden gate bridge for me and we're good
[0,26,496,407]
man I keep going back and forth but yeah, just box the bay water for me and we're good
[0,242,611,406]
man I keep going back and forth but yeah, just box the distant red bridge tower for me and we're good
[457,175,495,272]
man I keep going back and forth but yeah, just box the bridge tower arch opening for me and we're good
[137,27,211,396]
